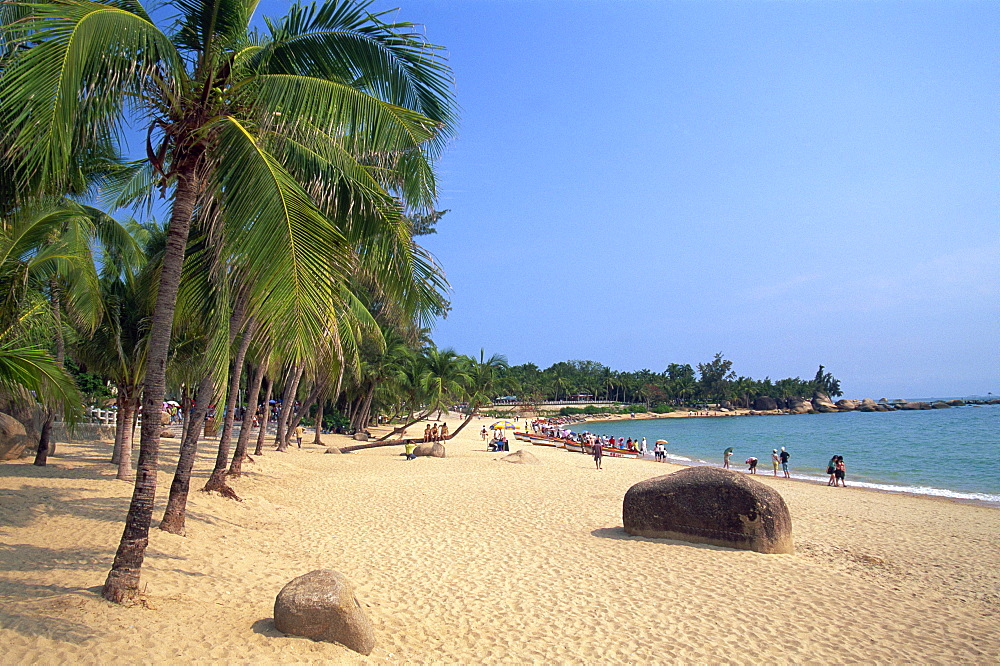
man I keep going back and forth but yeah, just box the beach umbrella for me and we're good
[490,421,516,430]
[723,447,734,455]
[655,439,668,444]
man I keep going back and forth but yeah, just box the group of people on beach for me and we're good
[423,422,448,442]
[724,446,846,485]
[827,455,847,486]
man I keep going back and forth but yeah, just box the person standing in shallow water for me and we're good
[827,455,838,486]
[592,438,603,469]
[834,456,846,486]
[723,448,733,469]
[779,447,791,478]
[771,449,780,476]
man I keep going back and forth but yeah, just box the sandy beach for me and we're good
[2,415,998,664]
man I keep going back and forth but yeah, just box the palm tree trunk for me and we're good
[274,366,303,452]
[449,410,477,439]
[34,284,64,466]
[111,390,126,464]
[253,376,272,456]
[312,401,323,445]
[230,361,265,476]
[116,397,137,481]
[34,415,54,467]
[180,384,190,445]
[159,373,215,534]
[102,161,200,604]
[204,324,253,495]
[284,381,323,447]
[375,407,434,441]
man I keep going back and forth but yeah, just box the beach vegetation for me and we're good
[0,0,455,602]
[485,354,843,412]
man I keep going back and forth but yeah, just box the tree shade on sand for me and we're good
[0,0,455,603]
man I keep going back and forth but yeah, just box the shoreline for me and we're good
[556,412,1000,509]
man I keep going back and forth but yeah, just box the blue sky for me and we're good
[275,1,999,398]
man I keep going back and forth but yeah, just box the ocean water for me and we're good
[572,405,1000,506]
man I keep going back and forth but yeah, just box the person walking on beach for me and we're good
[779,447,791,478]
[771,449,780,476]
[653,441,664,462]
[294,425,305,448]
[592,438,603,469]
[834,456,846,486]
[827,455,838,485]
[746,456,758,474]
[480,426,487,441]
[640,437,648,457]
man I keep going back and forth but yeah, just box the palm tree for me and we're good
[448,350,507,438]
[73,225,151,480]
[0,200,135,446]
[0,0,455,603]
[420,347,468,421]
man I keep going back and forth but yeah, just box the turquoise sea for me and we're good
[574,404,1000,506]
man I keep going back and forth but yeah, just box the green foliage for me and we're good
[66,358,111,404]
[322,412,350,431]
[812,365,843,398]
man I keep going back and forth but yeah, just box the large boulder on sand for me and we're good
[0,412,28,461]
[274,569,375,655]
[623,467,794,554]
[501,449,541,465]
[413,442,446,458]
[752,396,778,411]
[324,447,343,454]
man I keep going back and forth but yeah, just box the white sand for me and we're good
[1,415,998,663]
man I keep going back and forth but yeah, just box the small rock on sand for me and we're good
[501,449,541,465]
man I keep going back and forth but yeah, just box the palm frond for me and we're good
[0,0,182,193]
[212,115,347,361]
[255,0,456,141]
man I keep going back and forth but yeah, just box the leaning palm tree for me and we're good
[0,0,454,603]
[448,349,507,439]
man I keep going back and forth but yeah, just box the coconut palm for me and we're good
[0,0,454,602]
[0,199,139,452]
[448,349,507,438]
